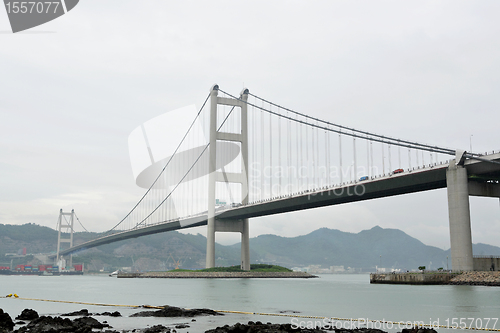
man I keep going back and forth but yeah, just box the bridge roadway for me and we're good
[60,153,500,256]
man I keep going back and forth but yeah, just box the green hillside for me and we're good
[243,226,448,270]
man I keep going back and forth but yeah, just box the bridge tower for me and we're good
[56,208,75,269]
[206,84,250,270]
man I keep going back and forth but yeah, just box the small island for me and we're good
[117,264,317,279]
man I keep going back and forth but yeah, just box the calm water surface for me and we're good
[0,274,499,332]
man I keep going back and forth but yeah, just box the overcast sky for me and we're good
[1,1,499,250]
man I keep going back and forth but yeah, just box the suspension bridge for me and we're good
[56,84,500,271]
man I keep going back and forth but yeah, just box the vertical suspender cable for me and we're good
[288,111,291,194]
[398,143,401,169]
[408,148,411,170]
[190,119,193,216]
[316,121,319,188]
[295,114,299,192]
[278,106,282,195]
[311,122,315,188]
[388,145,392,172]
[382,143,385,176]
[325,129,329,186]
[261,102,264,200]
[252,99,256,202]
[339,131,343,184]
[366,136,369,178]
[305,119,309,190]
[299,116,303,190]
[416,148,419,168]
[370,141,373,178]
[180,130,184,218]
[313,124,316,188]
[353,132,357,181]
[269,103,273,197]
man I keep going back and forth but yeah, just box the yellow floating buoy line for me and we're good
[1,295,158,308]
[1,295,499,332]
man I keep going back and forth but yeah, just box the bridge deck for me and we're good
[60,153,500,256]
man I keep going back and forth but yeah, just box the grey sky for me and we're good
[1,1,499,250]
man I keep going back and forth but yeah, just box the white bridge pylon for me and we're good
[206,85,250,270]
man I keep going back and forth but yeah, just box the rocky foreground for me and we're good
[449,271,500,286]
[0,307,439,333]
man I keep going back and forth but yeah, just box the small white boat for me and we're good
[109,270,119,277]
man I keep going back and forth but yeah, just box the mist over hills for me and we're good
[1,223,499,272]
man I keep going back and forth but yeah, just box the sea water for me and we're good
[0,274,499,332]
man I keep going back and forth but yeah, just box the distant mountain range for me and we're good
[1,223,499,272]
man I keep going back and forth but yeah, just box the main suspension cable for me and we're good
[134,104,237,228]
[221,89,500,166]
[108,93,211,232]
[246,92,456,155]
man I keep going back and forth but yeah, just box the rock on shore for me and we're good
[131,305,223,318]
[15,310,38,321]
[205,322,439,333]
[1,308,116,333]
[205,321,325,332]
[449,271,500,286]
[61,309,121,317]
[0,309,15,332]
[14,315,110,333]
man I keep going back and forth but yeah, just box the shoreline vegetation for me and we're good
[0,307,439,333]
[118,264,317,279]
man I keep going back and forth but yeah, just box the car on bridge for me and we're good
[359,176,369,181]
[393,168,404,174]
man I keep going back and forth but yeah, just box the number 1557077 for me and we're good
[5,2,61,14]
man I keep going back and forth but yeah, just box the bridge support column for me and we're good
[214,218,250,270]
[206,85,218,269]
[241,218,250,270]
[446,159,473,271]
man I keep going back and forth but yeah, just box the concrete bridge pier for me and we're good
[206,85,218,269]
[211,218,250,270]
[241,218,250,270]
[446,154,473,271]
